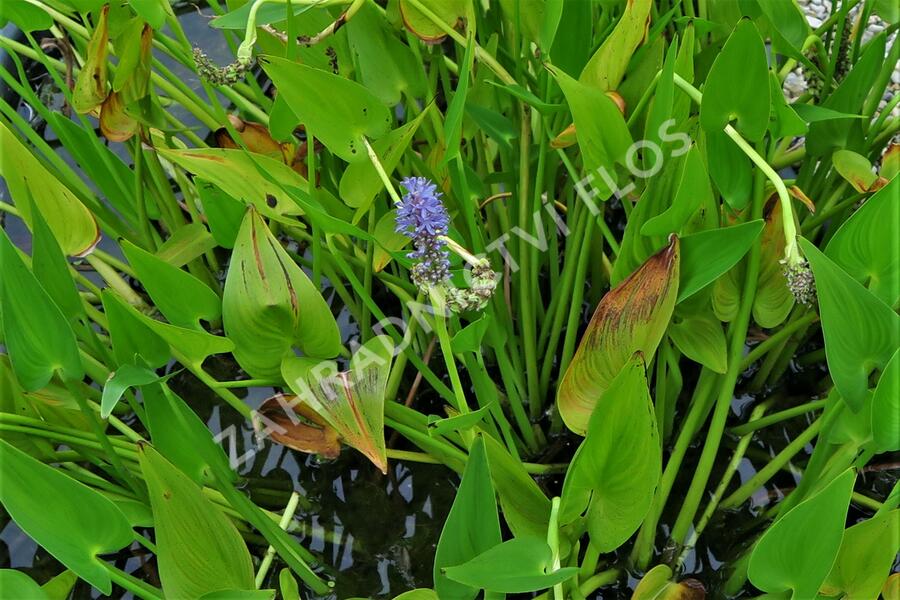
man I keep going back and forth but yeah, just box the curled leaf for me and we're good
[257,394,341,459]
[558,236,679,434]
[72,5,110,114]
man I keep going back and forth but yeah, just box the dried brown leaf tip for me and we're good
[257,394,341,460]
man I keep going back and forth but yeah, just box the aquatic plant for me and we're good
[0,0,898,598]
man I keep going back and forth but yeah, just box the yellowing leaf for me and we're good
[579,0,651,91]
[72,5,110,114]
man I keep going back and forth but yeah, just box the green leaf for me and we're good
[825,175,899,306]
[465,103,517,152]
[346,1,424,105]
[101,289,170,368]
[872,349,900,453]
[481,434,551,539]
[0,570,48,600]
[642,145,713,236]
[768,73,807,139]
[434,437,502,600]
[753,201,794,328]
[549,63,633,199]
[100,363,163,419]
[282,336,394,473]
[700,19,770,141]
[579,0,652,91]
[800,237,900,412]
[121,240,221,329]
[224,208,341,379]
[559,354,661,551]
[399,0,468,42]
[154,222,219,268]
[197,179,245,249]
[558,237,679,434]
[443,32,475,164]
[427,403,494,437]
[279,569,299,600]
[706,127,753,210]
[748,469,856,600]
[371,209,410,272]
[392,591,439,600]
[129,0,169,29]
[443,537,578,593]
[631,564,706,600]
[139,444,255,599]
[678,220,765,303]
[756,0,810,55]
[0,1,52,31]
[821,509,900,599]
[0,122,100,256]
[450,314,492,354]
[339,109,428,210]
[0,230,83,390]
[210,1,318,29]
[258,56,391,162]
[668,314,727,373]
[0,440,133,595]
[832,149,882,193]
[199,591,275,600]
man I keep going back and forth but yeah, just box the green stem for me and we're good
[730,399,828,437]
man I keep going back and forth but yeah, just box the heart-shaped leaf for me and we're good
[282,336,394,473]
[434,436,502,600]
[0,230,83,390]
[121,239,221,330]
[642,145,713,236]
[700,19,770,141]
[558,236,679,434]
[748,469,856,600]
[678,220,764,303]
[872,349,900,453]
[832,150,887,193]
[139,444,255,599]
[800,237,900,411]
[0,440,133,595]
[668,313,727,374]
[258,56,391,162]
[559,354,661,551]
[821,509,900,599]
[825,174,899,307]
[442,537,578,593]
[223,208,341,380]
[481,433,551,539]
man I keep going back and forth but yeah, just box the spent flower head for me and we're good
[193,48,253,86]
[782,258,816,305]
[396,177,451,286]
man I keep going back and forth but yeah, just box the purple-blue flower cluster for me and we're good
[395,177,451,286]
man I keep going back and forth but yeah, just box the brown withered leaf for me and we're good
[99,91,138,142]
[257,394,341,459]
[557,236,679,435]
[215,116,288,159]
[550,123,577,149]
[753,197,794,328]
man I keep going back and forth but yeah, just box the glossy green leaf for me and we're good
[768,73,807,139]
[282,336,394,473]
[833,149,881,193]
[129,0,169,29]
[821,509,900,599]
[100,363,163,419]
[101,289,170,368]
[872,349,900,453]
[0,122,99,256]
[0,2,52,31]
[679,220,764,303]
[450,314,492,354]
[210,1,318,29]
[0,440,132,595]
[700,19,770,141]
[442,536,578,593]
[668,314,727,373]
[0,570,48,599]
[549,64,633,200]
[102,290,233,371]
[259,56,391,162]
[443,32,475,165]
[340,110,428,209]
[279,569,299,600]
[756,0,810,55]
[121,240,220,329]
[631,564,705,600]
[579,0,652,91]
[72,5,109,114]
[558,237,679,434]
[825,175,899,306]
[0,230,83,390]
[706,128,753,210]
[642,145,712,236]
[139,444,255,599]
[434,437,502,600]
[197,179,244,249]
[41,569,78,600]
[748,469,856,600]
[800,237,900,412]
[224,208,341,379]
[482,433,551,539]
[559,354,661,551]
